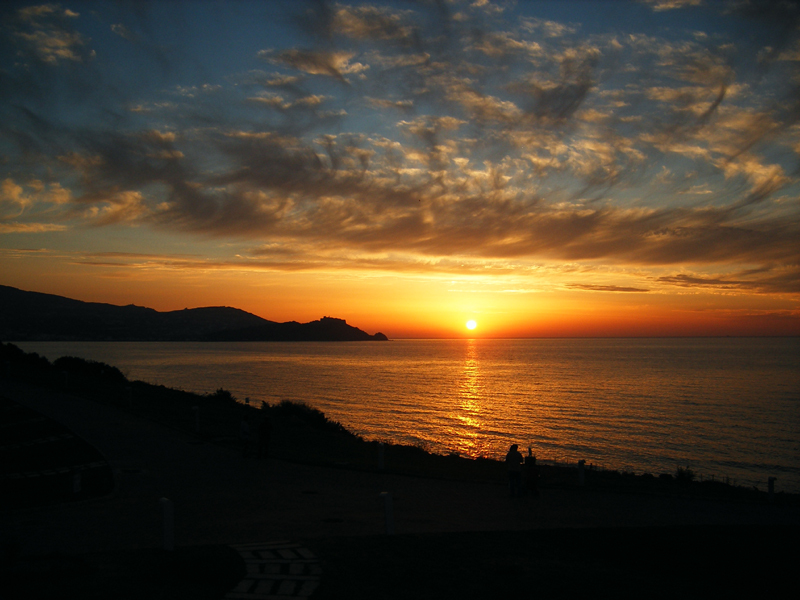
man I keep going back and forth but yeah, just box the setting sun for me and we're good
[466,320,477,330]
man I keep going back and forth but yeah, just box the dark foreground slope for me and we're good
[0,285,387,341]
[2,342,798,600]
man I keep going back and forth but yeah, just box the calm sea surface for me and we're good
[16,338,800,493]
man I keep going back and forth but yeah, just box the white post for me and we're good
[380,492,394,535]
[160,497,174,551]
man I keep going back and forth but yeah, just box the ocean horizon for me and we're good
[15,337,800,494]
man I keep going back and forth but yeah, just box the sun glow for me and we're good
[466,320,477,330]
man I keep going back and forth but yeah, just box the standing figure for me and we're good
[525,450,540,497]
[505,444,524,497]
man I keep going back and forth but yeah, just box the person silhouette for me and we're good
[505,444,524,497]
[525,450,540,497]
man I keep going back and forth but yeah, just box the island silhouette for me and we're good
[0,285,388,342]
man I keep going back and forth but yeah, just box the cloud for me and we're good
[297,1,422,48]
[14,28,89,64]
[20,113,795,292]
[44,182,71,204]
[728,0,800,63]
[519,18,578,38]
[17,4,79,21]
[0,222,67,233]
[640,0,702,11]
[111,23,136,41]
[87,191,150,226]
[657,267,800,294]
[366,97,415,112]
[259,49,368,82]
[1,1,799,297]
[329,4,418,44]
[468,0,507,16]
[566,284,650,292]
[247,93,327,111]
[1,178,30,214]
[0,177,73,230]
[10,3,92,64]
[470,31,543,59]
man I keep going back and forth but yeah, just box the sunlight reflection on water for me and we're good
[17,337,800,492]
[454,339,484,456]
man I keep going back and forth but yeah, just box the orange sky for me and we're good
[2,248,797,338]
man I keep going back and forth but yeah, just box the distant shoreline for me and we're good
[0,285,388,342]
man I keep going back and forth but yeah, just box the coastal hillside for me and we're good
[0,285,388,342]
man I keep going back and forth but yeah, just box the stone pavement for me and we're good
[226,541,321,600]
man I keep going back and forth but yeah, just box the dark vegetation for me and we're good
[1,341,793,505]
[0,284,388,341]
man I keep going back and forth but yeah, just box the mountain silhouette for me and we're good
[0,285,388,342]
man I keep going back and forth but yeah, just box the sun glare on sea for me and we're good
[466,320,477,330]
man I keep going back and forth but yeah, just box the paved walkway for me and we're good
[226,541,321,600]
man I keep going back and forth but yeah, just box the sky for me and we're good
[1,0,799,338]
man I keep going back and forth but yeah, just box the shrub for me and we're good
[0,342,52,372]
[675,465,695,482]
[273,400,351,435]
[208,388,237,404]
[53,356,127,384]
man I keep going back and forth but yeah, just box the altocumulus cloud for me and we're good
[0,0,798,296]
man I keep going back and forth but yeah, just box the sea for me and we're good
[14,337,800,494]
